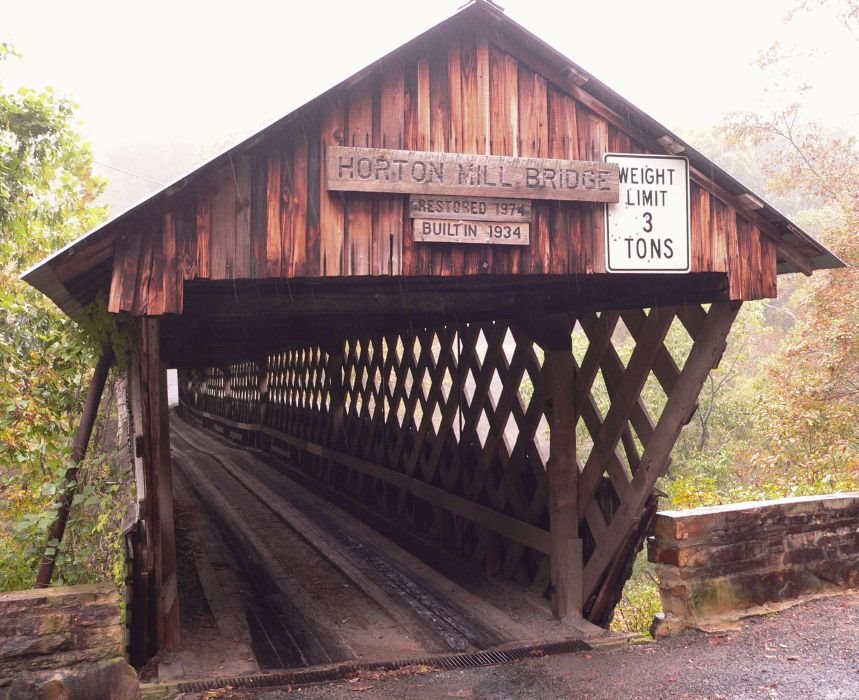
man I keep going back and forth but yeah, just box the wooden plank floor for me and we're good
[167,414,615,682]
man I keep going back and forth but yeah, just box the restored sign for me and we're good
[409,195,531,222]
[327,146,619,203]
[604,153,691,273]
[413,219,530,245]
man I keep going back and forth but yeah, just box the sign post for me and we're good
[604,153,691,273]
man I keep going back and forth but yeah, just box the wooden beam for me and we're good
[581,301,740,601]
[141,318,180,651]
[577,306,677,518]
[542,314,583,619]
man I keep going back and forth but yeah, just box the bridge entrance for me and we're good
[22,0,839,677]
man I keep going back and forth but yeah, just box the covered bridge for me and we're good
[24,0,842,671]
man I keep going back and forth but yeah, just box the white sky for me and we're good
[4,0,856,211]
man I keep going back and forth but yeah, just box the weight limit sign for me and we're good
[604,153,691,273]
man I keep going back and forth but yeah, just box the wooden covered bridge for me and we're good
[23,0,841,677]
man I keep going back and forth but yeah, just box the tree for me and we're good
[719,1,858,495]
[0,43,117,590]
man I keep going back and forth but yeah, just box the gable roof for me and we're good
[23,0,844,318]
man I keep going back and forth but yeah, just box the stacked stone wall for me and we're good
[0,584,139,699]
[649,493,859,625]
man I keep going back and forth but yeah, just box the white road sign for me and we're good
[604,153,691,273]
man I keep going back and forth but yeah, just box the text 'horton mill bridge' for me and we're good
[24,0,842,667]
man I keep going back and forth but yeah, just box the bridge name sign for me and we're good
[327,146,619,203]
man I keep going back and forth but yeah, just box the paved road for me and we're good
[212,591,859,700]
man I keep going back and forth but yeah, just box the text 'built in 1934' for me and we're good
[326,146,619,203]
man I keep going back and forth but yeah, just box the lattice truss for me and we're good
[332,323,551,589]
[178,301,739,619]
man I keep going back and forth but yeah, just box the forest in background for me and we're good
[1,3,856,634]
[611,0,859,631]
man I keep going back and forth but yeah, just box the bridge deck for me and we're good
[163,415,618,683]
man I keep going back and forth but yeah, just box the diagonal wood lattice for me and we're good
[179,300,740,624]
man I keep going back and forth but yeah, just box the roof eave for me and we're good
[22,0,843,311]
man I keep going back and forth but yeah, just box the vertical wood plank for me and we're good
[589,113,609,274]
[377,62,405,276]
[250,152,268,278]
[735,216,755,299]
[111,228,142,313]
[162,211,182,314]
[108,240,125,314]
[574,105,610,274]
[134,216,159,315]
[573,104,594,275]
[760,235,778,298]
[289,137,309,277]
[690,182,713,273]
[320,98,346,276]
[195,193,211,279]
[265,152,282,277]
[489,46,519,275]
[305,120,321,278]
[403,61,418,276]
[607,125,631,156]
[161,211,175,278]
[279,142,295,277]
[176,198,198,281]
[456,37,492,275]
[717,201,742,299]
[749,223,765,299]
[233,155,252,279]
[476,38,491,157]
[148,249,166,316]
[416,57,431,150]
[134,230,154,315]
[430,49,454,276]
[447,42,466,276]
[412,55,433,276]
[210,167,235,279]
[711,194,729,273]
[346,82,374,276]
[518,64,548,275]
[547,89,578,275]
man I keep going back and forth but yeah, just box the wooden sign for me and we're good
[327,146,619,203]
[413,219,530,245]
[409,195,531,222]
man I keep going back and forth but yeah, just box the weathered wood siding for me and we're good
[107,33,778,316]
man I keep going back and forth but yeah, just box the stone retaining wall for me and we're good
[649,493,859,628]
[0,584,139,699]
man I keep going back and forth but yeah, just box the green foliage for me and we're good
[660,0,859,508]
[0,42,129,592]
[621,1,858,627]
[610,552,661,636]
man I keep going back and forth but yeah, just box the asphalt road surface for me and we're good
[209,591,859,700]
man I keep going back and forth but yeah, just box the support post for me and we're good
[35,347,115,588]
[580,301,741,610]
[129,318,180,659]
[146,319,180,650]
[536,314,583,619]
